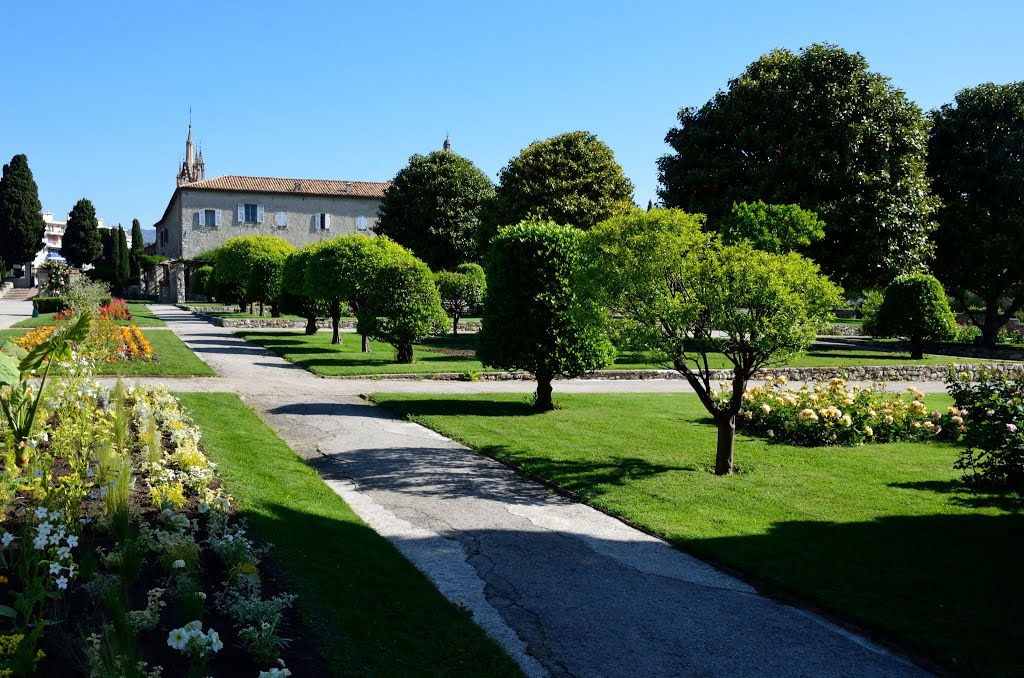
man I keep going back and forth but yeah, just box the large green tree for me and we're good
[489,131,634,239]
[0,154,45,271]
[375,150,495,270]
[478,221,614,410]
[657,43,937,292]
[435,263,486,335]
[117,226,130,289]
[62,198,102,268]
[215,235,295,316]
[129,218,145,281]
[584,208,842,474]
[929,82,1024,346]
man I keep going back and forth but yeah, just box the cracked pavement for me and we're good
[10,304,933,675]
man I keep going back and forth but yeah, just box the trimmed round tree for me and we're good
[478,221,614,410]
[872,273,957,359]
[584,208,842,474]
[279,247,327,335]
[375,150,495,270]
[435,262,486,335]
[358,254,448,363]
[0,154,45,272]
[215,236,294,316]
[489,131,634,239]
[63,198,102,268]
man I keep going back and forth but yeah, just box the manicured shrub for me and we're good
[191,265,214,297]
[32,297,67,314]
[479,220,614,409]
[872,273,957,358]
[434,262,486,334]
[215,236,295,316]
[279,248,327,335]
[358,255,448,363]
[947,368,1024,500]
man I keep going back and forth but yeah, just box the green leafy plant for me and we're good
[435,263,486,335]
[871,273,957,358]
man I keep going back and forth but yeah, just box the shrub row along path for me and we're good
[17,301,931,676]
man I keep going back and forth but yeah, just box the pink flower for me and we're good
[986,409,996,416]
[1007,423,1018,433]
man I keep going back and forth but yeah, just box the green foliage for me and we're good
[872,273,957,357]
[215,236,295,311]
[62,198,102,267]
[585,208,842,472]
[278,248,328,332]
[191,266,214,297]
[435,263,486,334]
[930,81,1024,346]
[657,43,937,292]
[478,220,614,408]
[947,368,1024,500]
[859,288,885,336]
[376,151,495,270]
[117,226,130,288]
[490,131,634,239]
[0,154,45,268]
[357,255,447,363]
[129,219,144,280]
[717,201,825,254]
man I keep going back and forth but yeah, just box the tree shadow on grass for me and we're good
[374,397,538,419]
[888,479,1023,512]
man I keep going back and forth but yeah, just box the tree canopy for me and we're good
[657,43,937,292]
[0,154,45,271]
[716,201,825,254]
[584,208,842,474]
[870,273,957,359]
[215,236,295,315]
[929,81,1024,346]
[489,131,634,238]
[117,226,130,289]
[130,219,145,281]
[478,220,614,409]
[375,150,495,270]
[62,198,102,268]
[435,263,486,334]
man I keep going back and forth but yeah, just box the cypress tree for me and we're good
[101,228,116,265]
[117,225,130,287]
[130,218,144,280]
[0,154,45,271]
[63,198,102,267]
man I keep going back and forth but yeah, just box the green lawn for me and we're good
[14,302,166,327]
[176,392,520,677]
[368,392,1023,677]
[0,328,214,376]
[238,330,996,377]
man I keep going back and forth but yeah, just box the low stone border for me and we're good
[825,323,863,336]
[330,362,1024,383]
[180,305,480,332]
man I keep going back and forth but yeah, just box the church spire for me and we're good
[442,134,451,152]
[177,112,204,186]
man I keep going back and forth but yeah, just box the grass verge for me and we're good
[368,391,1023,677]
[0,328,214,376]
[239,330,996,378]
[14,302,166,327]
[176,392,520,677]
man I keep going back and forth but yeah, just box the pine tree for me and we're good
[117,226,130,288]
[129,218,144,280]
[0,154,45,271]
[62,198,102,267]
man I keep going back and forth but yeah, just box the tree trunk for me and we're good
[534,372,554,411]
[238,302,246,313]
[452,315,460,335]
[361,333,371,352]
[981,307,1001,348]
[270,302,280,318]
[249,302,254,315]
[304,316,317,335]
[910,337,924,360]
[715,414,735,475]
[395,341,413,364]
[259,301,265,317]
[330,300,341,345]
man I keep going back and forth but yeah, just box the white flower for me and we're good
[167,628,188,650]
[198,591,207,600]
[172,559,186,569]
[1,532,14,547]
[49,562,62,575]
[198,501,209,514]
[56,546,71,560]
[32,535,48,550]
[86,466,94,477]
[207,629,223,652]
[54,575,68,590]
[35,507,48,520]
[183,620,203,633]
[66,534,78,548]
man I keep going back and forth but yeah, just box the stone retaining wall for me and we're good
[332,362,1024,382]
[179,305,480,332]
[825,323,863,336]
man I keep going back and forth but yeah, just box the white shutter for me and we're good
[215,210,222,227]
[324,214,331,230]
[257,204,265,224]
[237,204,245,223]
[357,215,368,231]
[197,211,205,227]
[276,211,287,227]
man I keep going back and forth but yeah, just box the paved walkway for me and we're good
[16,303,933,675]
[0,297,33,330]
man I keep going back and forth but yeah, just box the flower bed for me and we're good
[15,316,153,363]
[732,376,963,446]
[0,367,320,676]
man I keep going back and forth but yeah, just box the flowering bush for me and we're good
[732,376,957,446]
[952,323,981,344]
[947,368,1024,498]
[99,298,132,321]
[16,317,152,362]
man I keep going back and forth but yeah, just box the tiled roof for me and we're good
[181,175,391,199]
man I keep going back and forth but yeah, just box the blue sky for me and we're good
[1,1,1021,232]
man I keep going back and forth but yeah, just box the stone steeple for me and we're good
[442,134,452,152]
[177,115,205,186]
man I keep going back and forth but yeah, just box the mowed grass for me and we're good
[13,302,166,327]
[239,329,995,377]
[0,328,214,376]
[368,391,1024,677]
[176,392,520,677]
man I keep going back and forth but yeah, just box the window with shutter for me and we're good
[357,215,368,231]
[237,204,245,224]
[198,211,205,227]
[276,211,287,227]
[257,204,265,224]
[324,214,331,230]
[215,210,222,227]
